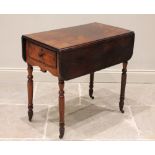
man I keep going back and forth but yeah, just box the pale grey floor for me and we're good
[0,82,155,140]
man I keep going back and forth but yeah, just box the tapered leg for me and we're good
[27,64,33,121]
[58,78,65,139]
[119,62,128,113]
[89,72,94,99]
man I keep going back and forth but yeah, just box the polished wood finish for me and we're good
[22,23,134,80]
[89,72,94,99]
[58,79,65,139]
[119,62,128,113]
[23,22,131,49]
[27,64,33,121]
[22,22,135,139]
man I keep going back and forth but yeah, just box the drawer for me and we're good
[27,41,57,68]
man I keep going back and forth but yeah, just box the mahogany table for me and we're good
[22,22,135,139]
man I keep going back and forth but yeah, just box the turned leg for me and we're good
[89,72,94,99]
[119,62,128,113]
[27,64,33,121]
[58,78,65,139]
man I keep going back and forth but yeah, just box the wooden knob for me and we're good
[38,51,44,57]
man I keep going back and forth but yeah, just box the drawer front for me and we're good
[27,41,57,68]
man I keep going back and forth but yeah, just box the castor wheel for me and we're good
[90,95,94,99]
[28,110,33,122]
[120,108,124,113]
[59,123,65,139]
[59,132,64,139]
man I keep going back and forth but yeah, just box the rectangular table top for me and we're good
[23,22,132,51]
[22,22,135,80]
